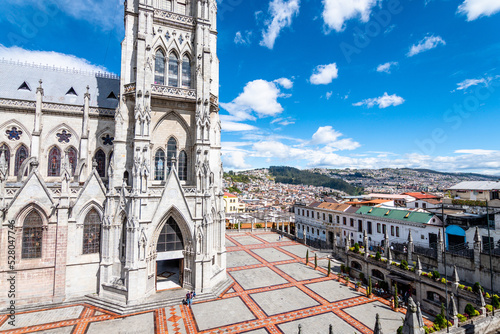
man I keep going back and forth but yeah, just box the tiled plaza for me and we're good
[0,232,432,333]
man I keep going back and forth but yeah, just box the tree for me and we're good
[327,259,331,276]
[354,243,360,253]
[314,253,318,269]
[367,276,372,297]
[376,251,381,261]
[306,250,309,265]
[394,284,399,308]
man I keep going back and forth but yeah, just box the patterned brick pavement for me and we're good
[0,232,431,333]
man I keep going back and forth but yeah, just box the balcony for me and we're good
[153,9,195,27]
[151,84,196,100]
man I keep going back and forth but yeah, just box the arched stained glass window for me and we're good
[48,147,61,177]
[67,147,77,176]
[83,208,101,254]
[168,53,179,87]
[22,210,43,259]
[156,217,184,252]
[94,149,106,177]
[181,55,191,88]
[15,145,28,176]
[166,137,177,172]
[178,150,187,181]
[0,144,10,174]
[155,149,165,181]
[155,50,166,85]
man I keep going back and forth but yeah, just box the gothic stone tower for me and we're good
[99,0,226,303]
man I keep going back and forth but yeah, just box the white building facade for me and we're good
[295,203,444,250]
[0,0,226,308]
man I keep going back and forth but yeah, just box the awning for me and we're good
[386,274,414,285]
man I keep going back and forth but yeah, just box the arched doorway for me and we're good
[156,217,185,291]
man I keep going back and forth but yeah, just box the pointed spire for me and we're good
[453,265,460,283]
[416,256,422,274]
[408,229,413,243]
[363,229,368,237]
[402,297,425,334]
[0,146,7,179]
[37,79,44,94]
[416,302,424,328]
[438,229,443,243]
[388,249,393,262]
[474,227,480,243]
[449,293,458,317]
[384,228,389,240]
[374,313,383,334]
[478,287,486,307]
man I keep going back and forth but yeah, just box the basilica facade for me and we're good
[0,0,226,307]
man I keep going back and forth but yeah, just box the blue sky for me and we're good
[1,0,499,174]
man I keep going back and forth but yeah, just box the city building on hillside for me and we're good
[403,192,442,209]
[366,193,414,207]
[446,181,500,206]
[223,192,245,213]
[0,0,226,308]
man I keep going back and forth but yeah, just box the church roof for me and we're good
[0,58,120,110]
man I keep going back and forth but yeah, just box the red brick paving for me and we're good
[0,232,430,333]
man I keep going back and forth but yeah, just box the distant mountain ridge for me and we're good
[268,166,363,196]
[401,168,499,179]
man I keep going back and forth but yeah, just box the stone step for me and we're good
[83,278,233,315]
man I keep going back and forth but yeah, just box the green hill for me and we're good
[269,166,363,196]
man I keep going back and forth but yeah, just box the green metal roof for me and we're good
[355,206,434,224]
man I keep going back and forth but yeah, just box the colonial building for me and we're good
[0,0,226,308]
[295,202,444,250]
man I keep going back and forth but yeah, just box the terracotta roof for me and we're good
[346,199,392,205]
[403,192,440,200]
[316,202,351,212]
[224,192,237,197]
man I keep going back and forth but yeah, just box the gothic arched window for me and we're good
[166,137,177,172]
[154,149,165,181]
[168,53,179,87]
[154,50,166,85]
[182,55,191,88]
[22,210,43,259]
[83,208,101,254]
[15,145,28,176]
[156,217,184,252]
[48,146,61,177]
[0,144,10,174]
[179,150,187,181]
[67,147,77,176]
[94,149,106,177]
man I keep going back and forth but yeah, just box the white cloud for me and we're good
[311,126,360,151]
[0,44,110,73]
[220,120,259,132]
[234,31,253,45]
[4,0,122,30]
[407,35,446,57]
[455,77,490,91]
[326,91,333,100]
[376,61,398,73]
[311,126,342,144]
[454,149,498,155]
[458,0,500,21]
[220,79,285,120]
[271,117,295,126]
[260,0,300,49]
[222,151,252,170]
[310,63,338,85]
[322,0,378,32]
[353,92,405,108]
[274,77,294,89]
